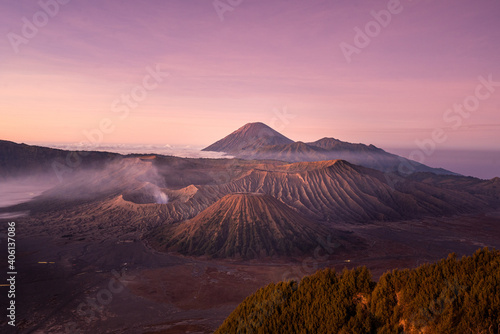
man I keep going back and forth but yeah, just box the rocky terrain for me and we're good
[149,193,341,259]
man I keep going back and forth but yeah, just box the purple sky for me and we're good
[1,0,499,154]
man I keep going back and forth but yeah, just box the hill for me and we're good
[216,248,500,333]
[0,139,120,180]
[148,193,338,259]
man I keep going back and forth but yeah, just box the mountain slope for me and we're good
[202,122,294,153]
[0,139,119,180]
[211,160,490,222]
[247,141,455,175]
[149,193,335,258]
[202,123,457,175]
[307,137,379,151]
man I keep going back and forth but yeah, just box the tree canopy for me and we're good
[216,248,500,334]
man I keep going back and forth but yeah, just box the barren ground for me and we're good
[1,210,500,333]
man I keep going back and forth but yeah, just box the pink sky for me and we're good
[1,0,499,150]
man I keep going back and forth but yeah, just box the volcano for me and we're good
[202,123,457,175]
[149,193,336,259]
[202,122,294,153]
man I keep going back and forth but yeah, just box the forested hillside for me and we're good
[216,248,500,333]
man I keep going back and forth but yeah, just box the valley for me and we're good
[0,123,499,333]
[2,211,500,333]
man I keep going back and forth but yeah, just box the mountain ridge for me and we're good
[202,122,458,175]
[0,139,120,180]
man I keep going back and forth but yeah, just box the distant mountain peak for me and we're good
[202,122,293,153]
[201,123,457,175]
[233,122,279,137]
[316,137,342,143]
[240,121,268,128]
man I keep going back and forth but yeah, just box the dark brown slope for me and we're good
[202,122,293,153]
[407,173,500,202]
[149,193,336,259]
[0,139,120,180]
